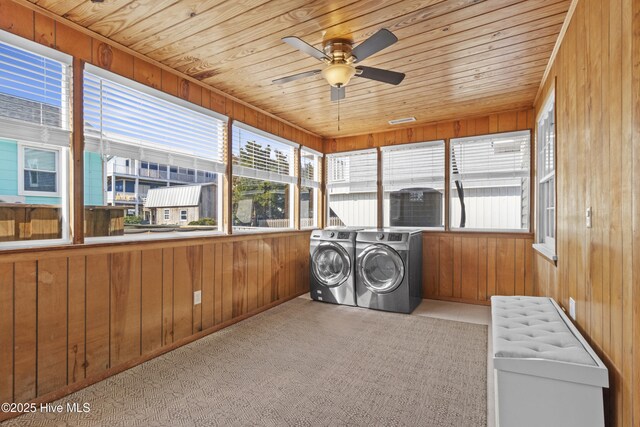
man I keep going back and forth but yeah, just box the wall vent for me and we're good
[388,117,416,125]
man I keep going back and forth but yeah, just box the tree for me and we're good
[232,141,289,227]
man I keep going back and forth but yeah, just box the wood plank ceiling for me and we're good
[27,0,571,137]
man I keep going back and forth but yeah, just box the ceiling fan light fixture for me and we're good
[321,63,356,87]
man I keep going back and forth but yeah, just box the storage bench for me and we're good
[491,296,608,427]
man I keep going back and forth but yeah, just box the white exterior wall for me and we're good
[328,192,377,227]
[450,186,524,230]
[331,186,524,230]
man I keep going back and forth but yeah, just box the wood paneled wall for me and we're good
[324,109,534,153]
[0,232,310,419]
[532,0,638,425]
[0,0,322,152]
[423,233,534,305]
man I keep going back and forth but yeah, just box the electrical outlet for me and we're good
[193,290,201,305]
[569,297,576,320]
[586,207,592,228]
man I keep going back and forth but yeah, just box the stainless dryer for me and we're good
[309,228,361,306]
[355,229,422,313]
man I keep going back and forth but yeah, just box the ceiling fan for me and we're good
[272,29,405,102]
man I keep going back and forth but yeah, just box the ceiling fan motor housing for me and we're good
[322,40,357,87]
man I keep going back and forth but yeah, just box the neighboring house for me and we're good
[0,95,66,206]
[143,183,217,225]
[104,156,217,216]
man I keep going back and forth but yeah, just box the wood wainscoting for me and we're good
[422,232,534,305]
[0,231,310,419]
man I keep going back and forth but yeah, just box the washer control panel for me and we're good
[388,233,402,242]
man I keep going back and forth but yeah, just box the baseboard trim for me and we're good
[424,296,491,306]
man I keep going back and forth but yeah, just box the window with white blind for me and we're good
[0,31,71,246]
[326,149,378,227]
[450,131,531,231]
[535,92,556,259]
[231,122,297,230]
[300,147,322,229]
[382,141,445,228]
[83,65,227,237]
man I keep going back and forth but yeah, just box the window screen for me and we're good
[231,122,297,230]
[382,141,445,227]
[83,66,226,236]
[450,131,530,231]
[537,93,556,252]
[0,34,71,245]
[300,148,322,229]
[326,149,378,227]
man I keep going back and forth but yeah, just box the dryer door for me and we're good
[357,244,405,294]
[311,242,351,287]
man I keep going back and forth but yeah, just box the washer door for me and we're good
[311,242,351,287]
[357,244,405,294]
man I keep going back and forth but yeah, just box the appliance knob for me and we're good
[329,231,335,238]
[377,233,385,240]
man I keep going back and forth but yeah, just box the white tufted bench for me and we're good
[491,296,608,427]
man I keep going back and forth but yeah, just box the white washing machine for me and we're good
[355,229,422,313]
[309,228,362,306]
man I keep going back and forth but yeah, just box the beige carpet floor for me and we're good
[4,298,488,427]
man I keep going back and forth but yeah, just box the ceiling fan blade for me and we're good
[356,66,405,85]
[331,86,345,102]
[272,70,321,84]
[352,29,398,63]
[282,36,330,62]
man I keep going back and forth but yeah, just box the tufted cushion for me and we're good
[492,296,596,366]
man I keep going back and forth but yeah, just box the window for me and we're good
[84,65,226,238]
[300,148,322,229]
[326,149,377,227]
[382,141,445,228]
[180,210,187,221]
[0,32,71,246]
[450,131,531,231]
[535,91,556,259]
[231,122,296,230]
[20,145,59,195]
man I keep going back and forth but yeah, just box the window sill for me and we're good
[232,227,295,235]
[84,229,225,245]
[532,243,558,265]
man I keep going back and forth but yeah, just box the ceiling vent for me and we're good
[388,117,416,125]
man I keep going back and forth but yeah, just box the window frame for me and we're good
[300,147,322,230]
[180,210,188,221]
[534,90,557,261]
[164,209,170,220]
[448,130,532,233]
[231,121,298,232]
[325,148,378,228]
[381,140,446,230]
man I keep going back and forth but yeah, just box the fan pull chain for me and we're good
[337,96,341,131]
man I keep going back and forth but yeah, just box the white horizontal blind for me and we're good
[232,122,297,184]
[382,141,445,191]
[0,39,70,144]
[84,71,226,172]
[300,148,321,188]
[450,131,530,230]
[327,149,377,193]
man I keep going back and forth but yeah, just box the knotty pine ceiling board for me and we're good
[26,0,571,137]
